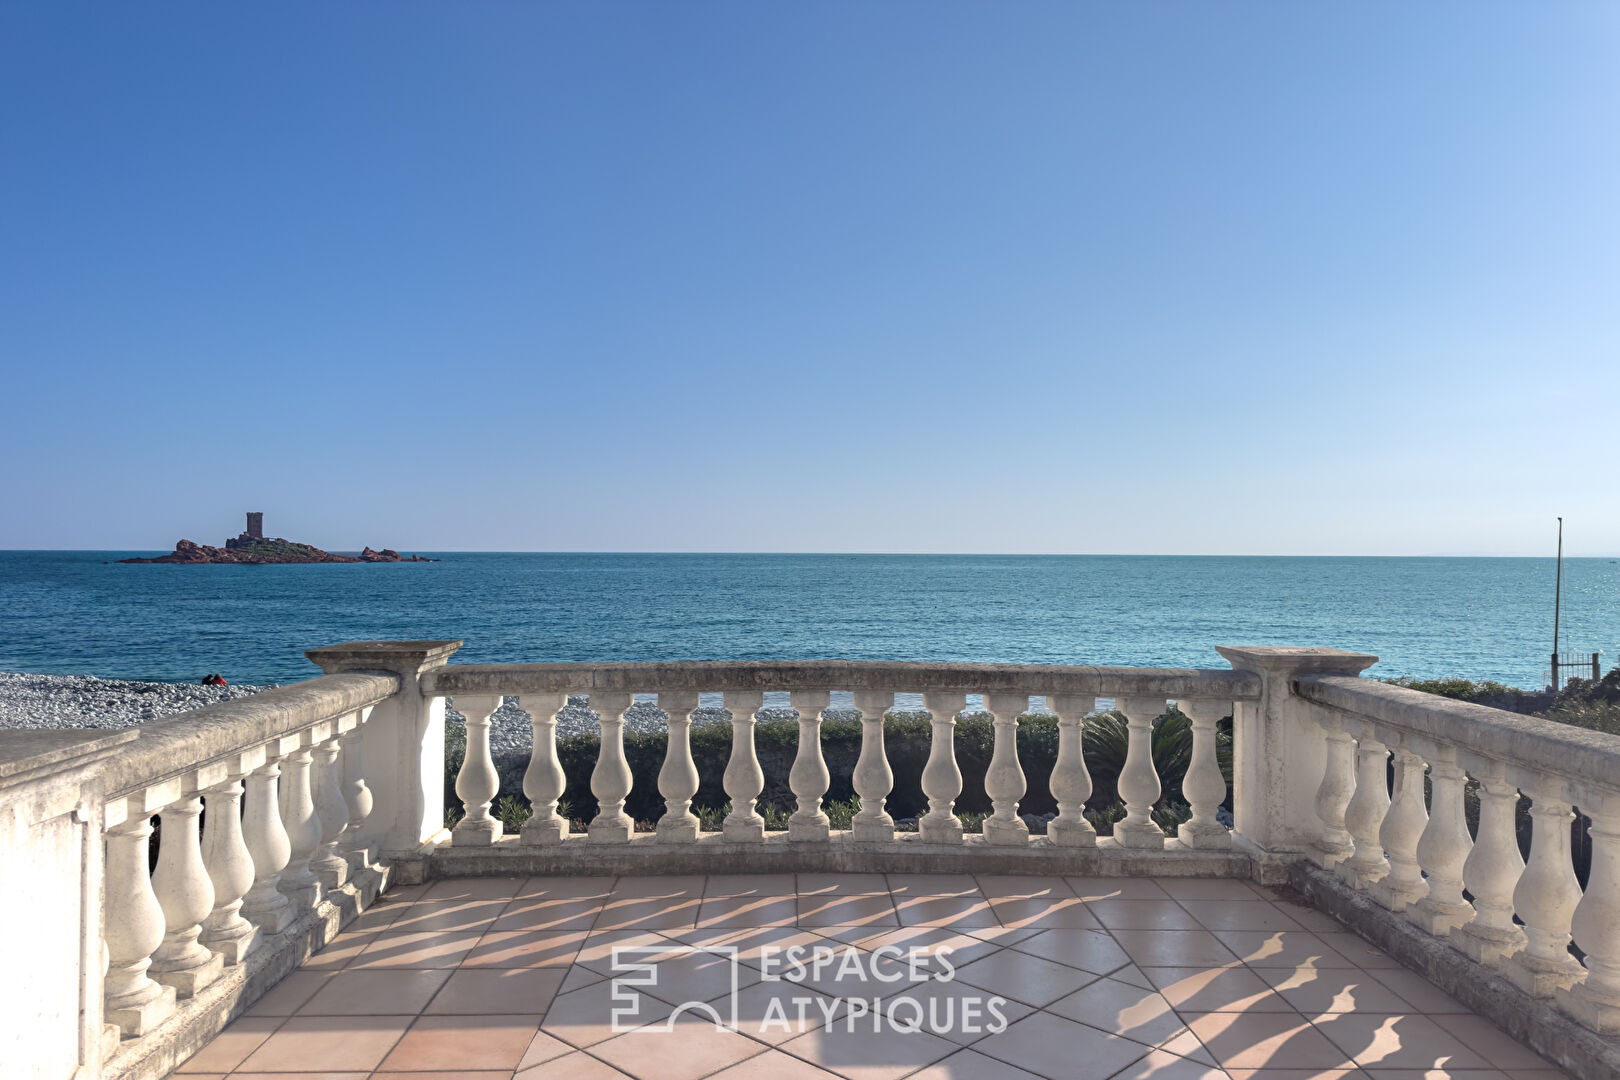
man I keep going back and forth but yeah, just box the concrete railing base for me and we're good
[104,860,391,1080]
[1288,861,1620,1080]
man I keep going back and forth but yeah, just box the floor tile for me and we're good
[1182,1011,1356,1070]
[1270,900,1348,933]
[990,895,1103,929]
[1364,969,1469,1013]
[174,1016,281,1072]
[1427,1014,1562,1070]
[591,1013,769,1080]
[382,898,512,934]
[557,964,608,994]
[1213,931,1357,968]
[972,1010,1152,1079]
[1064,876,1172,901]
[373,1073,521,1080]
[425,968,567,1014]
[540,978,675,1048]
[1144,965,1297,1013]
[298,969,451,1015]
[710,925,833,967]
[1182,900,1308,932]
[706,1046,845,1079]
[515,1028,574,1070]
[1090,900,1207,931]
[1309,1012,1493,1070]
[901,1047,1047,1080]
[464,930,589,968]
[633,947,764,1006]
[797,893,898,927]
[609,874,706,898]
[1259,967,1417,1014]
[1360,1071,1510,1080]
[490,897,604,933]
[1223,1070,1362,1079]
[517,875,616,899]
[1047,975,1190,1047]
[423,876,526,901]
[1110,929,1241,968]
[1315,933,1401,968]
[778,1015,959,1080]
[236,1014,416,1072]
[1159,879,1274,902]
[347,930,484,969]
[973,874,1077,899]
[302,929,385,970]
[1110,1048,1232,1080]
[241,970,330,1015]
[705,873,797,897]
[885,874,982,897]
[892,895,1000,927]
[798,873,889,896]
[718,978,837,1045]
[1009,927,1132,974]
[698,895,801,928]
[379,1013,544,1071]
[228,1074,370,1080]
[953,947,1101,1006]
[849,926,1005,969]
[516,1048,631,1079]
[593,896,704,930]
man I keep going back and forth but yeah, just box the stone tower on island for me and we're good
[246,512,263,540]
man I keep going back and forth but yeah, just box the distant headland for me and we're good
[117,513,434,564]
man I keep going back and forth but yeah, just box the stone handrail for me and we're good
[1290,670,1620,1036]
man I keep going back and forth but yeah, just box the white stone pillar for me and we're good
[339,710,377,866]
[103,815,176,1036]
[451,694,504,846]
[1047,694,1096,847]
[1114,696,1166,849]
[277,745,322,908]
[310,731,352,885]
[920,692,966,844]
[1456,763,1526,964]
[240,759,294,934]
[982,693,1029,847]
[1308,707,1357,869]
[1215,646,1378,878]
[851,690,896,842]
[521,692,570,844]
[1561,796,1620,1032]
[1409,746,1474,935]
[148,797,224,997]
[1371,748,1429,912]
[656,690,702,842]
[787,690,832,842]
[723,691,767,842]
[588,691,635,843]
[305,641,463,859]
[199,777,259,964]
[1504,783,1586,996]
[1339,732,1391,890]
[1178,698,1232,849]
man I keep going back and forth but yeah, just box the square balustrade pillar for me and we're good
[1215,646,1378,883]
[305,641,462,866]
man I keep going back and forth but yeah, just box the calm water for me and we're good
[0,552,1615,687]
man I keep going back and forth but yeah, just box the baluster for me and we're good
[339,707,376,866]
[1409,746,1474,934]
[1178,698,1232,849]
[452,694,504,845]
[851,690,896,842]
[1047,694,1096,847]
[199,776,259,964]
[1114,696,1166,849]
[240,759,294,933]
[1372,747,1429,911]
[277,743,322,908]
[788,690,832,842]
[521,692,570,844]
[656,690,702,842]
[1339,730,1391,889]
[1455,762,1526,964]
[1309,707,1357,868]
[1562,797,1620,1032]
[983,692,1030,846]
[920,692,966,844]
[149,796,224,996]
[723,690,767,841]
[588,691,635,842]
[1504,781,1586,995]
[104,814,176,1035]
[310,730,352,884]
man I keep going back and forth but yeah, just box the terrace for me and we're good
[3,641,1616,1080]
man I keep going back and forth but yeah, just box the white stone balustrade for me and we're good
[588,691,635,843]
[309,726,352,884]
[522,692,570,844]
[787,689,832,842]
[199,775,259,964]
[1370,747,1429,911]
[851,690,896,842]
[1178,698,1232,850]
[240,758,294,934]
[722,690,767,842]
[276,743,322,908]
[656,690,702,841]
[102,815,175,1036]
[919,692,966,843]
[1113,695,1166,849]
[982,693,1029,846]
[1046,693,1096,847]
[451,694,503,845]
[148,796,223,997]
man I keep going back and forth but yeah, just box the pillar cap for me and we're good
[1215,646,1378,676]
[306,640,463,674]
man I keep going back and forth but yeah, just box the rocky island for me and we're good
[117,513,434,564]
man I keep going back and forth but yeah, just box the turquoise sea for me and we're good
[0,552,1615,688]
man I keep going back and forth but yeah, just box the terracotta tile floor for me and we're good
[177,874,1574,1080]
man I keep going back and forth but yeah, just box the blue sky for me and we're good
[2,3,1616,555]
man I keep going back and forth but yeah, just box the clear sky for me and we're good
[2,3,1616,555]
